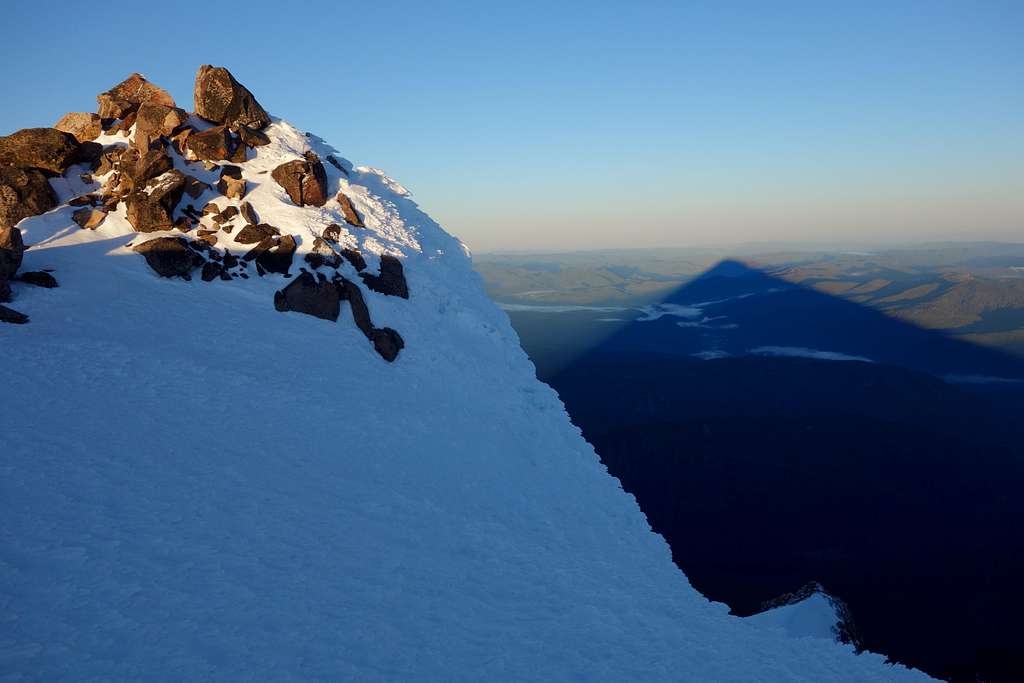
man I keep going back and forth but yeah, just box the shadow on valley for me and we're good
[507,260,1024,683]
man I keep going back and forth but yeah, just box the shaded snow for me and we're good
[750,346,875,363]
[0,119,930,681]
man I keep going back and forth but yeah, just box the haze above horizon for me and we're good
[1,0,1021,251]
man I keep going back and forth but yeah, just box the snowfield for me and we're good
[1,119,931,681]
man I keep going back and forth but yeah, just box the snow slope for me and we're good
[1,118,931,681]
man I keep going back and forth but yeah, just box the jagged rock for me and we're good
[133,236,203,278]
[220,206,239,220]
[235,223,279,244]
[196,233,218,247]
[183,175,209,200]
[193,65,271,131]
[0,278,10,303]
[370,327,404,362]
[169,126,195,156]
[325,155,348,175]
[237,125,270,147]
[222,250,238,269]
[335,190,364,227]
[123,147,173,189]
[271,155,327,207]
[96,146,127,175]
[338,277,373,337]
[341,248,367,272]
[55,112,102,142]
[239,201,258,225]
[18,271,58,288]
[305,237,341,270]
[74,142,103,170]
[229,142,248,164]
[125,170,186,232]
[242,237,274,262]
[134,102,188,146]
[322,223,342,242]
[216,165,246,199]
[273,271,340,321]
[73,207,107,230]
[257,234,296,274]
[0,128,80,175]
[0,167,57,230]
[360,254,408,298]
[201,261,222,282]
[202,202,221,216]
[96,73,175,120]
[68,195,94,207]
[186,125,235,162]
[0,225,25,280]
[0,304,28,324]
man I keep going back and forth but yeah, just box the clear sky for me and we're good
[1,1,1021,252]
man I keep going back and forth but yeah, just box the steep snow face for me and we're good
[1,120,930,681]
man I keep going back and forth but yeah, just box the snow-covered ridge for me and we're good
[1,67,931,681]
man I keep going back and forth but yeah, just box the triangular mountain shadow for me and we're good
[515,259,1024,683]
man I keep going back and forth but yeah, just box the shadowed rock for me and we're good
[97,73,175,120]
[336,190,364,227]
[272,154,328,207]
[360,254,409,298]
[235,223,279,245]
[0,303,28,324]
[18,271,57,288]
[305,237,341,269]
[133,236,204,279]
[123,147,173,189]
[0,225,25,279]
[370,327,405,362]
[0,167,57,230]
[0,278,10,303]
[55,112,102,142]
[217,165,246,199]
[237,125,270,147]
[0,128,80,175]
[194,65,271,131]
[125,170,186,232]
[257,234,296,274]
[273,271,340,321]
[186,125,236,162]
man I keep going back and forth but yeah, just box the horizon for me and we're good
[1,0,1021,251]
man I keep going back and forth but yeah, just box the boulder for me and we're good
[235,223,279,244]
[335,190,365,227]
[185,125,236,162]
[54,112,102,142]
[72,207,107,230]
[0,128,80,175]
[304,236,341,270]
[257,234,296,274]
[0,166,57,230]
[193,65,271,130]
[273,271,341,321]
[370,327,405,362]
[125,170,186,232]
[122,147,173,189]
[239,201,258,225]
[0,304,28,324]
[216,165,246,199]
[18,271,58,288]
[271,155,327,207]
[360,254,409,298]
[0,225,25,280]
[237,125,270,147]
[133,236,204,279]
[96,73,175,120]
[133,102,188,145]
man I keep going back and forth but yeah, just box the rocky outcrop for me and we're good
[133,237,204,279]
[0,167,57,230]
[125,170,186,232]
[360,254,409,298]
[96,73,175,120]
[193,65,271,131]
[335,190,364,227]
[272,153,328,207]
[0,225,25,280]
[54,112,102,143]
[216,165,246,199]
[186,125,236,162]
[0,128,80,175]
[273,271,341,321]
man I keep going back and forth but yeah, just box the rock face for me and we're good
[97,73,175,120]
[125,171,186,232]
[360,255,409,298]
[0,128,80,175]
[336,190,364,227]
[133,237,204,278]
[272,154,328,207]
[0,167,57,230]
[273,271,341,321]
[55,113,102,143]
[186,125,236,162]
[0,225,25,279]
[193,65,271,131]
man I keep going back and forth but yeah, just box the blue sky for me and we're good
[1,0,1021,251]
